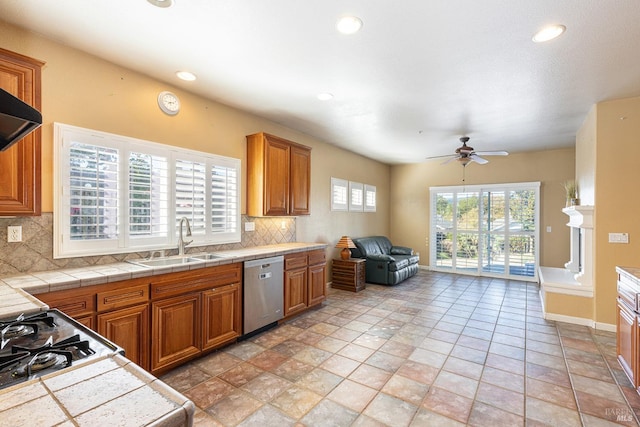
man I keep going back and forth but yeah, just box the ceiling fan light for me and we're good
[532,24,566,42]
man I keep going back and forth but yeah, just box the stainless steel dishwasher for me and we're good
[243,255,284,335]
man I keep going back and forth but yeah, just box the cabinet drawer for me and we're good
[97,283,149,312]
[308,249,326,266]
[285,253,307,270]
[38,291,95,318]
[618,274,640,311]
[151,263,242,299]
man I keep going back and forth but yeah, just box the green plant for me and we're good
[562,180,577,199]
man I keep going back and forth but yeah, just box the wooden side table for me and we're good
[332,258,366,292]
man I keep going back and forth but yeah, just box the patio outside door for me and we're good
[430,182,539,281]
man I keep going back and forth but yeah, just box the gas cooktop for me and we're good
[0,310,123,390]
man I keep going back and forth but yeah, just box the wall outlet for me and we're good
[8,226,22,242]
[608,232,629,244]
[244,222,255,232]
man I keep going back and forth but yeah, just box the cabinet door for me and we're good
[264,137,290,216]
[151,293,201,373]
[617,300,637,387]
[284,267,307,317]
[202,283,241,350]
[289,145,310,215]
[308,262,326,307]
[0,48,43,216]
[98,304,149,370]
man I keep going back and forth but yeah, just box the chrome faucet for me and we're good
[178,217,193,256]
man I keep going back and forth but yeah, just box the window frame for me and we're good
[53,123,241,258]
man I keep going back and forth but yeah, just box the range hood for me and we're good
[0,88,42,151]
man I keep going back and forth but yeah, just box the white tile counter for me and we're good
[0,242,327,427]
[0,355,195,427]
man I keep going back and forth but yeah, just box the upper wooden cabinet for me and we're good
[246,132,311,216]
[0,48,43,216]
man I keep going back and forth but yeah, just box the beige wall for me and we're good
[390,148,576,269]
[0,21,390,262]
[592,96,640,325]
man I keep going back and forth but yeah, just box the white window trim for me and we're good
[364,184,376,212]
[349,181,364,212]
[53,122,241,258]
[331,177,348,211]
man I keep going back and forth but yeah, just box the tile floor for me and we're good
[161,270,640,426]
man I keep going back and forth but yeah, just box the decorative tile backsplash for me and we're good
[0,214,296,276]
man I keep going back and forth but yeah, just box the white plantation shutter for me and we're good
[211,164,238,234]
[175,158,207,236]
[128,151,169,239]
[68,142,119,241]
[54,123,241,258]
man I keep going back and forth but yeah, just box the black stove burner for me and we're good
[0,312,56,346]
[14,350,73,377]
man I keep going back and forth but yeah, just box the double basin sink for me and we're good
[128,252,228,268]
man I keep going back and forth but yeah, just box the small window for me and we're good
[364,184,376,212]
[54,123,241,258]
[349,181,364,212]
[331,177,348,211]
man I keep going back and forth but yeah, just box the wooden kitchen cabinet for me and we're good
[202,283,242,350]
[617,300,638,387]
[0,47,43,216]
[307,250,327,307]
[97,303,150,370]
[283,249,327,319]
[151,293,201,373]
[150,263,242,374]
[38,278,151,369]
[246,132,311,216]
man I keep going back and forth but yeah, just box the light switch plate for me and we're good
[608,232,629,243]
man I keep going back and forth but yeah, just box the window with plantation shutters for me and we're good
[175,158,207,236]
[54,123,241,258]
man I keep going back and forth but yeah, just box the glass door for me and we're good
[431,183,539,281]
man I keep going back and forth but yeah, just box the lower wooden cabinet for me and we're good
[283,249,327,319]
[97,304,150,371]
[284,266,308,317]
[202,283,242,350]
[150,264,243,375]
[151,293,201,373]
[618,300,638,387]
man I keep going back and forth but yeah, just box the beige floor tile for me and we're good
[270,385,323,419]
[348,363,393,390]
[327,379,378,412]
[380,374,429,405]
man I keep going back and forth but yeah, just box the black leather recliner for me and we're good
[350,236,419,285]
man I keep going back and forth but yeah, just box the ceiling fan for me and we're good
[427,136,509,166]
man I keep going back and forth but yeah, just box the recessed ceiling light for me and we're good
[176,71,196,81]
[317,93,334,101]
[532,24,566,42]
[147,0,173,8]
[336,16,363,35]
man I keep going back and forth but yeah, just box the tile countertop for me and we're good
[0,354,195,427]
[617,266,640,287]
[0,242,326,427]
[0,242,328,297]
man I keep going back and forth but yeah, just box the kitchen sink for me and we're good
[189,253,228,261]
[128,257,205,268]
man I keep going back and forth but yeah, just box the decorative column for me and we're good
[562,206,594,289]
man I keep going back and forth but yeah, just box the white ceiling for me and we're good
[2,0,640,164]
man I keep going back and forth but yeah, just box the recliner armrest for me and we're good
[390,246,413,256]
[367,254,395,262]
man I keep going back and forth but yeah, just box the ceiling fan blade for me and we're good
[441,156,459,165]
[426,154,458,160]
[470,154,489,164]
[474,150,508,156]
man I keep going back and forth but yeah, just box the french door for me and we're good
[430,182,540,281]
